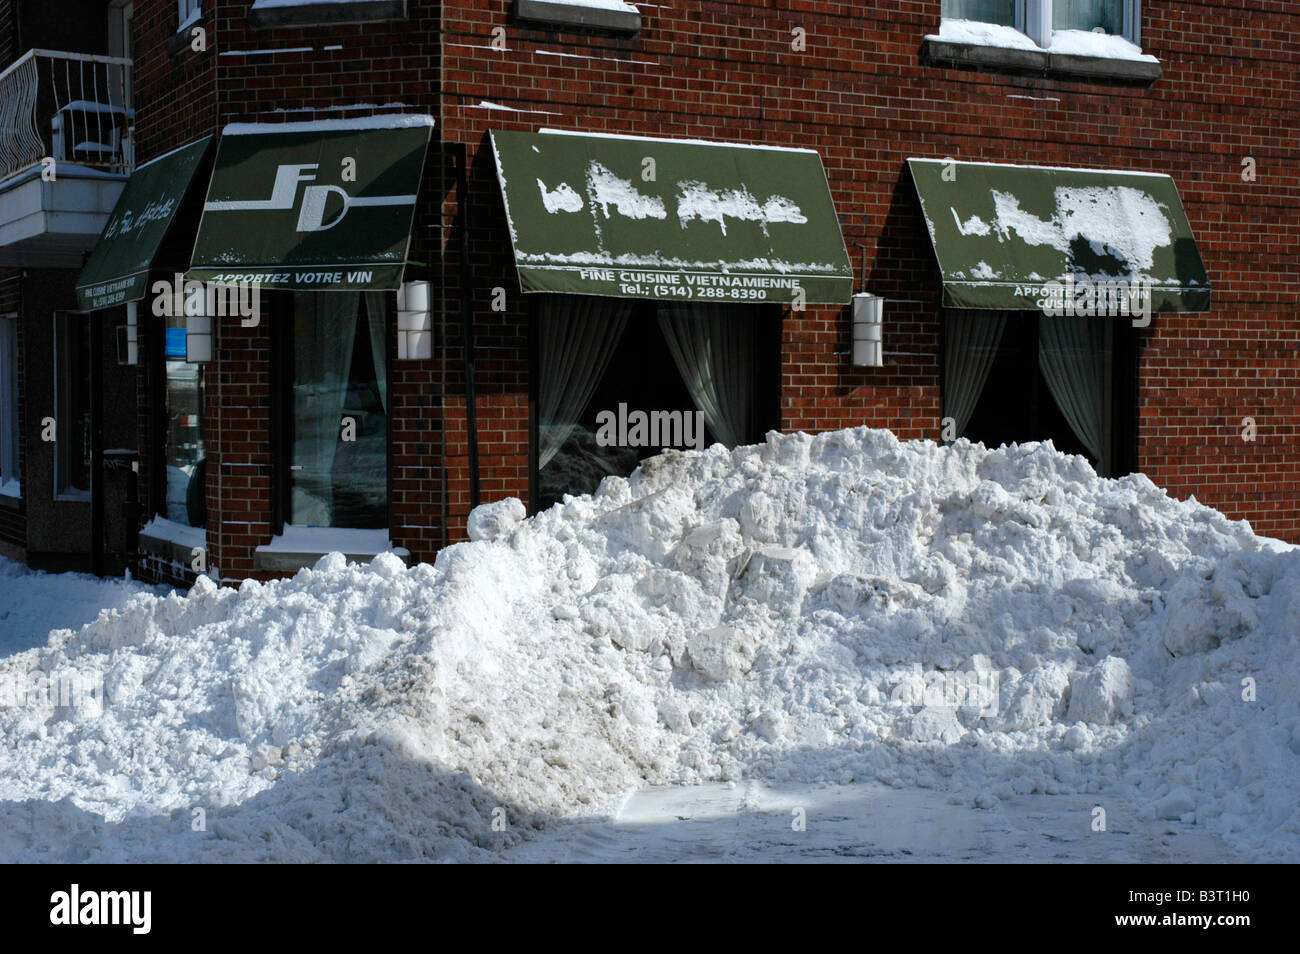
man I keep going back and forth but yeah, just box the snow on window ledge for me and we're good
[1048,29,1158,64]
[139,517,207,567]
[248,0,408,30]
[254,525,411,572]
[922,19,1161,82]
[516,0,641,35]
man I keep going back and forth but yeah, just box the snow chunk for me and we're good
[466,497,526,542]
[1067,656,1134,726]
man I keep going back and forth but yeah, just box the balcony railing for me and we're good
[0,49,133,184]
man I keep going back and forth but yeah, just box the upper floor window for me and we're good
[941,0,1142,48]
[177,0,201,31]
[942,0,1018,28]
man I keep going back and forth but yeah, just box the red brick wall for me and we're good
[439,1,1300,543]
[0,0,17,69]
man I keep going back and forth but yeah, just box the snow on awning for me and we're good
[75,136,214,312]
[490,129,854,304]
[908,158,1211,313]
[187,114,433,291]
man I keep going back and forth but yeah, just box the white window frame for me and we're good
[52,313,91,502]
[177,0,201,32]
[946,0,1142,48]
[0,314,19,495]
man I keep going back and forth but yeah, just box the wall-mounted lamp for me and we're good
[397,280,432,360]
[184,284,214,362]
[117,300,139,365]
[851,293,884,367]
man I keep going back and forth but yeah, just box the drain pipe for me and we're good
[455,142,481,510]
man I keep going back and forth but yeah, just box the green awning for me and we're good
[187,115,433,291]
[490,130,853,304]
[75,136,214,311]
[908,158,1211,312]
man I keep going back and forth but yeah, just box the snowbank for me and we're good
[0,428,1297,861]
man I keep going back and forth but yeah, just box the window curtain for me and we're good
[363,291,388,413]
[657,302,753,449]
[538,295,632,469]
[293,292,360,524]
[1053,0,1123,33]
[1038,314,1106,462]
[941,0,1016,26]
[942,310,1007,441]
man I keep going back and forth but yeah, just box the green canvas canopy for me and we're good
[490,130,853,304]
[75,136,214,311]
[908,158,1211,312]
[187,115,433,291]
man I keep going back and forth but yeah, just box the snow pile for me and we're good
[0,559,167,658]
[1,428,1298,861]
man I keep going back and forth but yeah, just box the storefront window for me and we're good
[941,0,1017,26]
[536,297,771,511]
[164,315,205,526]
[288,292,388,529]
[943,310,1113,474]
[53,313,91,499]
[1053,0,1123,34]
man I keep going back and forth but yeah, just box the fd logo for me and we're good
[204,163,416,232]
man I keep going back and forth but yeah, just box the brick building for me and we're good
[0,1,1295,585]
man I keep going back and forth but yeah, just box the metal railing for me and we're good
[0,49,133,183]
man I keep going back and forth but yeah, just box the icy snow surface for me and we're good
[0,428,1297,862]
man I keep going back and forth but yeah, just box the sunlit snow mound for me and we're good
[1,428,1297,861]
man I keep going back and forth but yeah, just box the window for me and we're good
[164,314,205,526]
[285,292,388,529]
[0,315,19,496]
[535,297,777,511]
[942,310,1135,478]
[53,313,92,499]
[1054,0,1123,34]
[177,0,200,30]
[942,0,1019,28]
[941,0,1141,46]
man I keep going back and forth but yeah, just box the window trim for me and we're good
[52,312,91,502]
[0,313,20,497]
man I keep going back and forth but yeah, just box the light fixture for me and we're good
[851,293,884,367]
[117,300,139,365]
[397,280,432,360]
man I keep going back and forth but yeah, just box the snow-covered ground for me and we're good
[0,559,169,658]
[0,428,1296,862]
